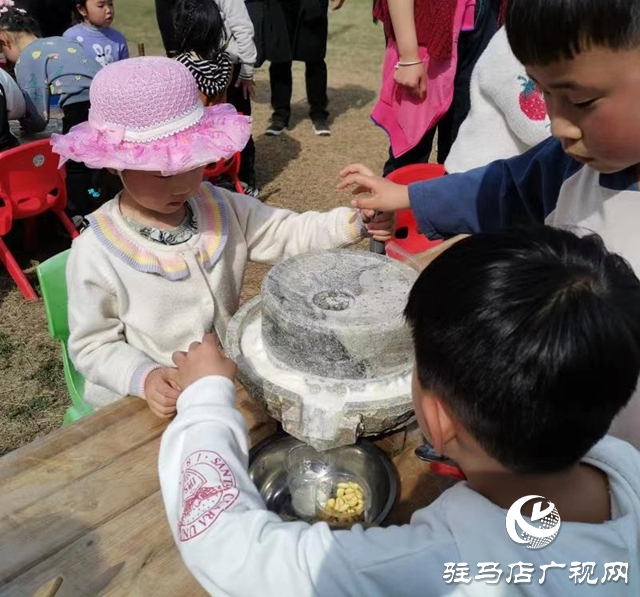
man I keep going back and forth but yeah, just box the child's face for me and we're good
[0,31,20,64]
[120,168,205,215]
[527,46,640,174]
[79,0,115,28]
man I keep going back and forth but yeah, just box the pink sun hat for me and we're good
[51,56,251,175]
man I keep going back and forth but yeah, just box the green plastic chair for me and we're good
[37,249,93,425]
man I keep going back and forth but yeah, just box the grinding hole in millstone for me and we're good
[312,290,355,312]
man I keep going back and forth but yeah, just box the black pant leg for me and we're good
[269,61,293,124]
[305,60,328,121]
[226,65,256,186]
[441,0,500,157]
[154,0,178,56]
[62,102,99,217]
[382,126,438,175]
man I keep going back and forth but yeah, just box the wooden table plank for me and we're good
[0,399,165,516]
[0,438,161,583]
[0,493,205,597]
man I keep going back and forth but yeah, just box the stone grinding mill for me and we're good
[226,249,418,450]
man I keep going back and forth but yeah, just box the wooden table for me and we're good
[0,386,454,597]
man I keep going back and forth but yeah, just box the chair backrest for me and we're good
[0,140,67,219]
[384,163,446,255]
[203,152,241,180]
[385,163,446,185]
[36,249,71,341]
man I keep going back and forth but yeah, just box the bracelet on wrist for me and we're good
[395,60,422,69]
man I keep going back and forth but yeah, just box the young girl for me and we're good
[64,0,129,68]
[52,57,393,419]
[0,4,100,216]
[173,0,233,106]
[156,0,258,195]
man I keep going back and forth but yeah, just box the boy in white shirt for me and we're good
[160,226,640,597]
[339,0,640,449]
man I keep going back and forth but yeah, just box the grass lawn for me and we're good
[0,0,390,455]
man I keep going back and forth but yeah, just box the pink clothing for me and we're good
[371,0,471,158]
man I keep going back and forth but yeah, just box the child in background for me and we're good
[64,0,129,68]
[0,64,25,150]
[445,26,550,173]
[0,5,100,217]
[340,0,640,449]
[156,0,258,196]
[160,227,640,597]
[173,0,233,106]
[51,57,393,418]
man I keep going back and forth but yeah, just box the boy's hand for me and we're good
[338,164,411,212]
[145,367,181,419]
[361,209,395,243]
[172,334,237,391]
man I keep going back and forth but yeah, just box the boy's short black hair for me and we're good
[405,227,640,474]
[506,0,640,65]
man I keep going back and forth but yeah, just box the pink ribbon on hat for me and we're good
[88,109,127,145]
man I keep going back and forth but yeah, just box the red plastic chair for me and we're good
[0,140,79,300]
[385,163,446,256]
[203,152,244,193]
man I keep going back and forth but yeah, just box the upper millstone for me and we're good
[261,250,418,380]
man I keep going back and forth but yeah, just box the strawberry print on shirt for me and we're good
[518,75,547,121]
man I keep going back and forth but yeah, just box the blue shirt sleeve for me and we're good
[408,138,584,239]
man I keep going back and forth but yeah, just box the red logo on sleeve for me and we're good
[178,451,239,542]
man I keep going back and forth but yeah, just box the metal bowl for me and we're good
[249,434,398,526]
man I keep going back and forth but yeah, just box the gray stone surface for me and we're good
[226,250,418,450]
[261,250,417,380]
[226,299,416,451]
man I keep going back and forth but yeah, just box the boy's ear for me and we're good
[420,393,456,454]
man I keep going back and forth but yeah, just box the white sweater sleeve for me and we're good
[159,378,453,597]
[66,239,161,398]
[0,69,26,119]
[222,189,364,264]
[216,0,257,79]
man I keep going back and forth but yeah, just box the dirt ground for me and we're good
[0,0,391,454]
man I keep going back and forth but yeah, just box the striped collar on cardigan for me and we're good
[86,183,229,281]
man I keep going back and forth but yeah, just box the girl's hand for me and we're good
[394,62,427,99]
[337,165,411,212]
[145,367,181,419]
[361,209,395,243]
[172,334,237,391]
[331,0,346,9]
[236,77,256,100]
